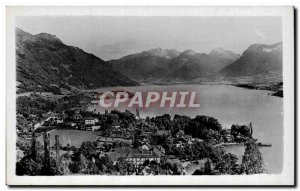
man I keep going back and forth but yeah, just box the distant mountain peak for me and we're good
[243,42,283,56]
[209,48,241,67]
[209,47,239,56]
[142,48,180,59]
[209,47,227,55]
[148,47,163,52]
[220,42,283,77]
[181,49,197,56]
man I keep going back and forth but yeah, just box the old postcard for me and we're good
[6,6,295,185]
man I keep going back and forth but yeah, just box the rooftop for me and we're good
[128,149,159,158]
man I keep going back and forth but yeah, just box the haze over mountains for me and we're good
[16,28,282,93]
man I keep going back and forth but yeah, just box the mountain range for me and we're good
[111,42,282,81]
[16,28,283,94]
[16,28,138,94]
[110,47,241,81]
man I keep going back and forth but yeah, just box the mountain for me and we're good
[220,42,282,77]
[145,48,181,59]
[166,48,240,80]
[111,48,240,81]
[16,28,138,94]
[208,48,241,71]
[110,48,180,80]
[167,50,214,79]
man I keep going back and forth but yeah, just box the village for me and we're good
[16,91,261,176]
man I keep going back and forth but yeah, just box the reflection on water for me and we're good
[92,84,283,173]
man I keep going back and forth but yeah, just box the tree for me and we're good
[116,157,128,175]
[133,130,142,148]
[69,153,100,174]
[45,158,63,175]
[231,124,252,138]
[127,163,136,174]
[240,139,265,174]
[96,155,115,174]
[16,157,42,175]
[184,115,222,139]
[192,159,212,175]
[172,162,183,175]
[150,160,159,175]
[80,141,96,159]
[214,153,240,175]
[57,154,72,175]
[143,160,150,166]
[69,160,82,174]
[146,116,151,123]
[85,161,100,175]
[204,159,212,175]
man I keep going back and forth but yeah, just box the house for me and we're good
[102,147,132,165]
[91,126,101,131]
[141,131,153,138]
[68,122,77,127]
[156,130,171,136]
[126,149,160,165]
[224,134,233,142]
[56,118,64,124]
[84,117,98,125]
[72,114,83,120]
[140,143,152,151]
[112,122,121,128]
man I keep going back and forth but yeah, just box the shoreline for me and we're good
[17,82,281,98]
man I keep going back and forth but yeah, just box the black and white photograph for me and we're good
[5,6,295,186]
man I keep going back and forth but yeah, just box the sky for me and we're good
[16,16,282,61]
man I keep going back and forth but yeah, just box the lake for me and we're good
[91,84,283,174]
[37,130,102,148]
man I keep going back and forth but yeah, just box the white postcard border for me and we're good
[6,6,295,185]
